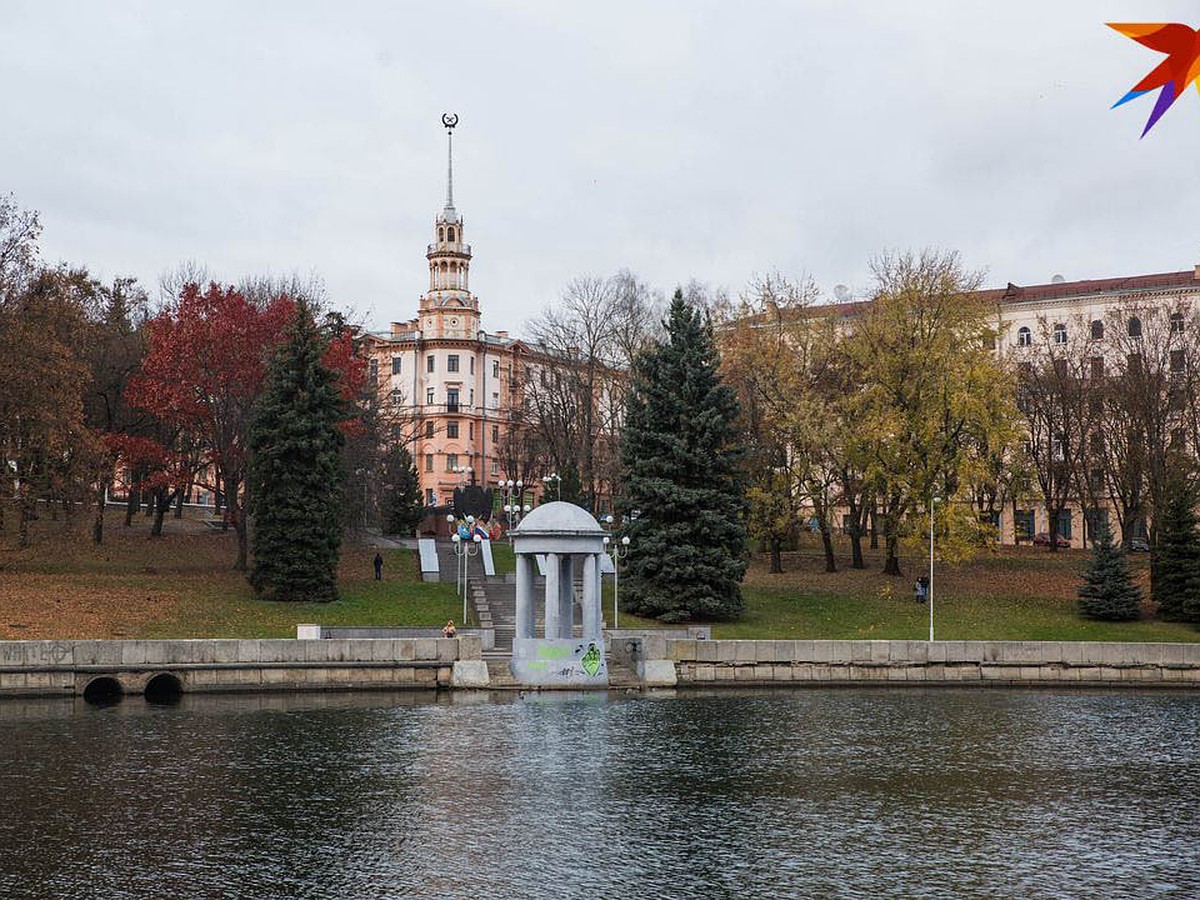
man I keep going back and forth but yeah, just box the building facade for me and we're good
[362,124,536,511]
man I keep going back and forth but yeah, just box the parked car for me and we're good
[1032,532,1072,548]
[1129,537,1150,552]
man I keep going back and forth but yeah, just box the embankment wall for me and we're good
[652,639,1200,688]
[0,637,479,699]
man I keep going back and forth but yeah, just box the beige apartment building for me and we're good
[361,126,537,511]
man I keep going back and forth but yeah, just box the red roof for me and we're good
[979,270,1199,304]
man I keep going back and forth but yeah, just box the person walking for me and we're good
[373,552,384,581]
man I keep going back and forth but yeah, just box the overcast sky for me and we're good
[3,1,1199,335]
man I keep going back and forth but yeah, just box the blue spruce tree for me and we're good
[618,289,747,621]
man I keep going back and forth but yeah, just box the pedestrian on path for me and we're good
[373,552,383,581]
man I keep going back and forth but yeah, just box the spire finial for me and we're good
[441,113,458,210]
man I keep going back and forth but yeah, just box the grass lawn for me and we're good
[710,544,1200,642]
[0,507,459,639]
[4,510,1199,643]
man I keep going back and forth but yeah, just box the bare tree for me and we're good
[524,271,657,509]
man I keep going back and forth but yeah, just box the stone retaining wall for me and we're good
[661,639,1200,687]
[0,637,482,698]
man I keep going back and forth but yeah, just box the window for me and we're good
[1055,510,1073,540]
[425,454,433,473]
[492,361,499,378]
[1091,319,1104,340]
[446,422,459,439]
[468,422,474,439]
[1127,316,1142,338]
[446,453,458,471]
[1127,353,1142,374]
[1171,349,1185,374]
[1089,471,1105,493]
[390,388,402,406]
[469,357,475,375]
[427,354,435,373]
[447,388,459,412]
[491,460,499,475]
[447,226,456,242]
[1052,433,1067,461]
[1171,312,1185,334]
[426,388,435,405]
[391,356,402,375]
[1017,326,1032,347]
[368,359,378,382]
[1053,323,1067,345]
[492,425,499,442]
[1085,509,1109,541]
[1015,510,1035,541]
[447,355,459,373]
[980,511,1000,533]
[425,421,434,438]
[492,392,499,409]
[438,227,444,242]
[1090,356,1104,379]
[1018,362,1033,380]
[426,488,436,505]
[1054,358,1068,378]
[1090,433,1104,455]
[1171,428,1186,448]
[1089,396,1103,417]
[469,388,474,406]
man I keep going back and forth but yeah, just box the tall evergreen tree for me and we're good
[248,300,346,602]
[381,444,423,536]
[1154,472,1200,621]
[618,288,747,621]
[1077,528,1141,621]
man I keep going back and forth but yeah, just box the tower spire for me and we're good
[442,113,458,213]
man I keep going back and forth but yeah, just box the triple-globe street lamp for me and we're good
[446,513,482,625]
[499,479,530,542]
[602,514,631,629]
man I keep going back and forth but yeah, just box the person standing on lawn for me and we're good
[373,552,384,581]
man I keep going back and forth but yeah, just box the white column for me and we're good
[515,553,535,640]
[558,556,575,639]
[582,553,601,640]
[543,552,560,640]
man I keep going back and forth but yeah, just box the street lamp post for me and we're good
[603,515,631,629]
[500,479,526,542]
[450,526,481,625]
[542,472,561,502]
[929,496,941,642]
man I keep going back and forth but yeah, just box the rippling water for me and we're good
[1,687,1198,899]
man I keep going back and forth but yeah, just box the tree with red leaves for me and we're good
[128,283,294,570]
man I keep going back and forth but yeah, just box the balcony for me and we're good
[427,243,472,256]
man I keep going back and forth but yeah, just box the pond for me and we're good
[1,687,1198,898]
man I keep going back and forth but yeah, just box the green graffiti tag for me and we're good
[537,645,570,660]
[580,643,601,677]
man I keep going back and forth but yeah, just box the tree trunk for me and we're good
[849,529,864,570]
[92,478,108,545]
[124,484,139,527]
[768,537,782,574]
[174,484,187,519]
[225,474,248,571]
[869,506,879,550]
[819,521,837,573]
[883,534,902,576]
[151,488,177,537]
[17,490,34,548]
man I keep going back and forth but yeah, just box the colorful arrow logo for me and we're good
[1109,23,1200,137]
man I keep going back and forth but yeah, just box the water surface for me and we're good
[1,688,1197,898]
